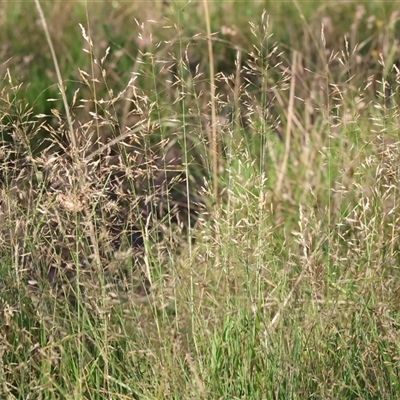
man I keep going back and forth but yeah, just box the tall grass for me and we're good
[1,1,400,399]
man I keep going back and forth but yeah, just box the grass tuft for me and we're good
[1,1,400,399]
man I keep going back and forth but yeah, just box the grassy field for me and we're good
[1,1,400,399]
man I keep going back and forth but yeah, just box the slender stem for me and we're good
[203,0,218,204]
[34,0,77,153]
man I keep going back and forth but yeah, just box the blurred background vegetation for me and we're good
[1,0,399,118]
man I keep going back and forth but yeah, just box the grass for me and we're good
[1,0,400,399]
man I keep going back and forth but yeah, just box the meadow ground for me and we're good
[1,1,400,399]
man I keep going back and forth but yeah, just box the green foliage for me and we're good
[1,0,400,399]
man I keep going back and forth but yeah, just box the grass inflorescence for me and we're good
[1,1,400,398]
